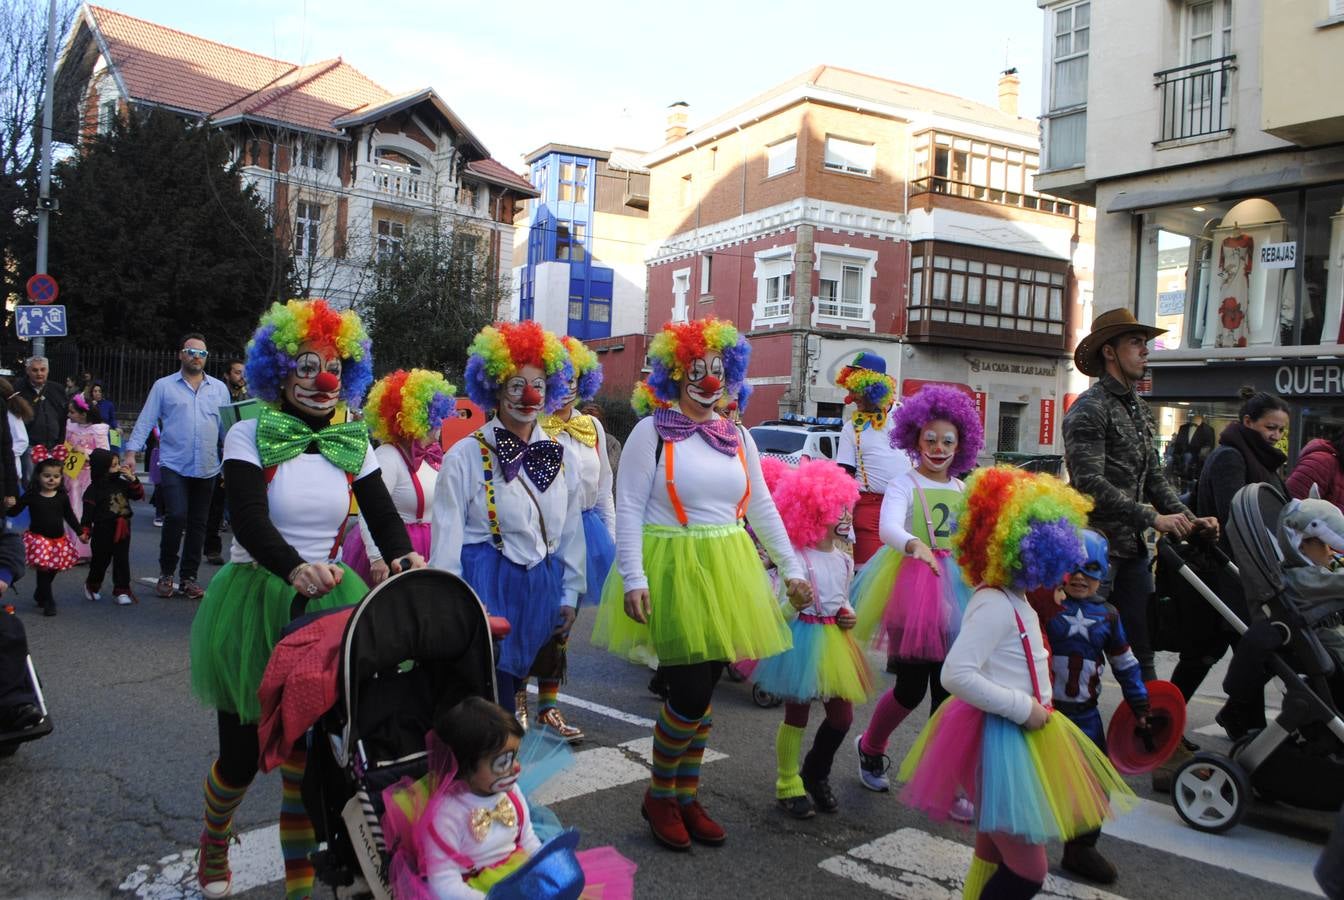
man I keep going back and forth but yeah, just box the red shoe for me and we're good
[679,799,726,846]
[640,791,690,851]
[197,832,232,898]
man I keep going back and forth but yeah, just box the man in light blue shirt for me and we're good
[124,334,231,600]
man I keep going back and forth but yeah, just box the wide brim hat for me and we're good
[1106,679,1186,775]
[1074,308,1167,377]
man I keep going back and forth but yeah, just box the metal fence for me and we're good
[1156,55,1236,142]
[0,342,242,429]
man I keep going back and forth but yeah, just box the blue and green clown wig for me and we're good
[363,369,457,444]
[245,298,373,405]
[954,466,1093,591]
[560,335,603,403]
[646,317,750,405]
[463,320,572,413]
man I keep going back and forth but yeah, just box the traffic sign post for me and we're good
[15,305,67,340]
[25,273,58,304]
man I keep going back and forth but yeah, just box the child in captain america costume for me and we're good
[1043,528,1149,885]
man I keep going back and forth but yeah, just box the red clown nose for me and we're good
[698,375,722,392]
[314,370,340,392]
[520,384,543,406]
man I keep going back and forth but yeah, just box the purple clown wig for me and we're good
[891,383,985,473]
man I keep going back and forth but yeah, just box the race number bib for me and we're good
[62,446,86,479]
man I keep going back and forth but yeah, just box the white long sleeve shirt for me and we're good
[615,415,803,591]
[424,787,540,900]
[836,419,910,494]
[357,442,436,561]
[941,587,1051,726]
[430,418,586,607]
[796,546,854,617]
[878,471,964,552]
[546,415,615,537]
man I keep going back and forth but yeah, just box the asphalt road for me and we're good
[0,504,1333,899]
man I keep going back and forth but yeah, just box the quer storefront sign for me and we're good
[1274,363,1344,397]
[1039,399,1055,446]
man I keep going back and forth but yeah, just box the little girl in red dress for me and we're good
[9,453,87,616]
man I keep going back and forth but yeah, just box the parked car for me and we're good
[750,415,843,465]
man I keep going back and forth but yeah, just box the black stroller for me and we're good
[293,568,501,897]
[0,604,52,757]
[1156,482,1344,833]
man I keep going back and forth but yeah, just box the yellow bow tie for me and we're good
[469,795,517,842]
[542,413,597,448]
[852,410,888,432]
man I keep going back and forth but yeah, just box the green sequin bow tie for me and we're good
[256,407,368,475]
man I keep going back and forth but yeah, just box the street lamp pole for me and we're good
[33,0,58,360]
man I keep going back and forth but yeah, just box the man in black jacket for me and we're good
[15,357,65,478]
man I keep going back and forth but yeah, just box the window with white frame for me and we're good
[376,219,404,262]
[294,201,322,259]
[1185,0,1232,64]
[97,99,117,135]
[752,248,795,326]
[818,258,866,320]
[766,137,797,177]
[823,137,875,176]
[700,254,713,295]
[1332,0,1344,18]
[671,267,691,322]
[292,136,326,170]
[1045,1,1089,170]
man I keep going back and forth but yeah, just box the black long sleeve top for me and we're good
[10,491,81,539]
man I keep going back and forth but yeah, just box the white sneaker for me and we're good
[950,795,976,823]
[115,593,134,606]
[83,585,101,602]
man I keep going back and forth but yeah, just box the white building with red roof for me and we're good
[54,4,537,309]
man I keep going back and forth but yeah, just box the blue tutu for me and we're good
[580,507,616,607]
[750,615,876,704]
[461,541,564,679]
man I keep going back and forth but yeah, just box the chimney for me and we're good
[666,101,690,143]
[998,68,1020,117]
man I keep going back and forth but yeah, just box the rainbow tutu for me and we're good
[897,697,1135,843]
[592,524,791,667]
[751,615,876,704]
[852,545,972,661]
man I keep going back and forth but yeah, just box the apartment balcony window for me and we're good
[752,247,795,327]
[1158,0,1235,142]
[911,132,1075,217]
[1041,0,1089,171]
[823,136,875,177]
[766,136,797,178]
[292,137,326,171]
[907,242,1068,353]
[294,201,322,259]
[813,245,878,331]
[373,148,427,201]
[376,219,404,263]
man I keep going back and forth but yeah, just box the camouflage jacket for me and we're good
[1062,375,1191,558]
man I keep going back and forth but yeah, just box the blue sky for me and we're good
[95,0,1046,167]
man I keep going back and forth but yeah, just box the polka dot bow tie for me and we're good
[493,427,564,491]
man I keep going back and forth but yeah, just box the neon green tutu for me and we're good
[591,524,791,666]
[190,561,368,722]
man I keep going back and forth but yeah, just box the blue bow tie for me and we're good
[493,427,564,491]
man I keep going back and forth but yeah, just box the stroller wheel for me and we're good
[1171,752,1251,834]
[752,684,782,708]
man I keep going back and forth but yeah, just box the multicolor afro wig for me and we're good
[559,335,603,404]
[363,369,457,444]
[836,363,896,411]
[464,321,572,413]
[954,466,1092,591]
[891,383,985,473]
[631,379,668,417]
[772,458,860,549]
[245,298,373,405]
[646,317,750,406]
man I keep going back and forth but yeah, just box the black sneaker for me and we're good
[1061,843,1118,884]
[802,775,839,813]
[855,735,890,792]
[777,794,815,819]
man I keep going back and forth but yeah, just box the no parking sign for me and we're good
[25,274,58,305]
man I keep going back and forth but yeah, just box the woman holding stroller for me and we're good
[190,299,425,900]
[1171,388,1289,703]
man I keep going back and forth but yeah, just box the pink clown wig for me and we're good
[759,455,792,496]
[771,458,860,549]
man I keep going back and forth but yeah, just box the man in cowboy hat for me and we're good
[1062,309,1219,689]
[834,351,908,568]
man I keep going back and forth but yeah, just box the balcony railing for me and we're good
[910,176,1076,217]
[372,165,428,202]
[1156,55,1236,142]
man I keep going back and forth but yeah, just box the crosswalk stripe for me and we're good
[818,828,1126,899]
[525,682,657,727]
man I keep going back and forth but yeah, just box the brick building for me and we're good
[636,65,1093,460]
[54,4,536,310]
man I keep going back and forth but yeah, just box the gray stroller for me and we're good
[1155,482,1344,833]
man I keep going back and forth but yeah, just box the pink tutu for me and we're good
[341,522,431,584]
[880,549,972,660]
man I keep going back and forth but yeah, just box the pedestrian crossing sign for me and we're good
[15,305,67,339]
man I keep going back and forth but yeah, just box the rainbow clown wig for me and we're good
[836,363,896,411]
[363,369,457,445]
[646,317,750,405]
[245,298,373,405]
[772,458,860,549]
[463,321,572,413]
[891,383,985,474]
[954,466,1093,591]
[560,335,603,404]
[630,379,668,417]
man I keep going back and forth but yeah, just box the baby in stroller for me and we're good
[1218,490,1344,739]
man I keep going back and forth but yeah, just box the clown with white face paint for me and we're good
[592,316,811,852]
[431,321,586,710]
[850,384,985,797]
